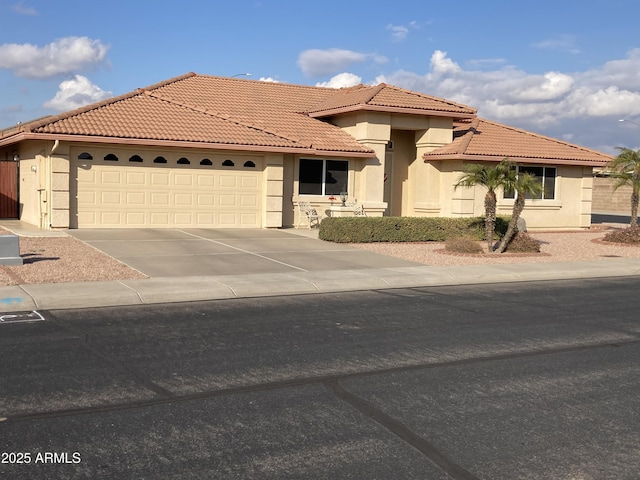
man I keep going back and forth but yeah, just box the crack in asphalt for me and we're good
[323,379,481,480]
[6,333,639,477]
[6,336,639,423]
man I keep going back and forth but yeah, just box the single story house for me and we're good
[0,72,612,230]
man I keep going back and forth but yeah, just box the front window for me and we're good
[299,159,348,195]
[504,166,556,200]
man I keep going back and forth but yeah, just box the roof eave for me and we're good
[308,104,477,119]
[423,153,610,167]
[1,133,375,158]
[0,131,27,147]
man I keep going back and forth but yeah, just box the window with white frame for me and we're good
[504,166,556,200]
[299,159,348,195]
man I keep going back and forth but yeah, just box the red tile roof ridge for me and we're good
[190,72,341,92]
[372,83,477,113]
[147,90,308,146]
[456,118,480,154]
[358,83,387,104]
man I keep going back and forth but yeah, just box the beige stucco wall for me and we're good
[443,162,594,229]
[289,154,362,226]
[263,153,284,228]
[334,112,453,217]
[14,140,52,228]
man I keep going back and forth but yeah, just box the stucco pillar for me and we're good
[334,112,390,216]
[356,140,388,216]
[49,142,70,229]
[579,167,594,228]
[413,124,452,216]
[264,154,284,227]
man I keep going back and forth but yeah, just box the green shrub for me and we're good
[603,226,640,244]
[503,232,541,253]
[319,216,509,243]
[445,237,484,254]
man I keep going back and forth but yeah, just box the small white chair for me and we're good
[296,201,321,229]
[353,203,367,216]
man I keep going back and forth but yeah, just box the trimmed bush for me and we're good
[319,216,509,243]
[503,232,541,253]
[445,237,484,254]
[602,226,640,244]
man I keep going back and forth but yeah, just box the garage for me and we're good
[70,151,263,228]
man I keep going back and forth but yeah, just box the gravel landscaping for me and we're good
[0,226,639,286]
[352,229,640,266]
[0,229,147,286]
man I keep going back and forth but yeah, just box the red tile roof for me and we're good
[1,74,374,156]
[423,118,612,166]
[306,83,476,117]
[0,73,476,156]
[0,75,610,167]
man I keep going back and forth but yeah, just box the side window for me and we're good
[503,166,556,200]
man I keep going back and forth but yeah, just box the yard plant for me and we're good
[605,147,640,227]
[454,159,514,250]
[319,216,508,243]
[495,172,542,253]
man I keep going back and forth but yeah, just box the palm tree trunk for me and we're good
[485,190,497,250]
[631,189,639,227]
[496,196,525,253]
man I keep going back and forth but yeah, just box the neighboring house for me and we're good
[0,73,612,230]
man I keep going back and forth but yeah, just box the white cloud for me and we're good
[12,1,38,15]
[509,72,574,102]
[387,24,409,42]
[259,77,280,83]
[43,75,112,111]
[430,50,461,74]
[0,37,109,79]
[315,73,362,88]
[532,34,580,54]
[375,49,640,152]
[297,48,387,77]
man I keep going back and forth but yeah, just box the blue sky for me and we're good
[2,0,640,154]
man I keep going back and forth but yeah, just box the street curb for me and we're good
[1,259,640,312]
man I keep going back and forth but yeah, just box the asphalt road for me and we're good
[2,277,640,479]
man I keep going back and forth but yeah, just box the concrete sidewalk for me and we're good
[1,257,640,312]
[2,220,640,313]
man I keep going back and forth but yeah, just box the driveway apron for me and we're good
[68,228,421,278]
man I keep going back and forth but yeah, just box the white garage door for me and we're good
[73,160,263,228]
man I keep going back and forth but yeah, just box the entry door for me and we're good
[0,160,18,218]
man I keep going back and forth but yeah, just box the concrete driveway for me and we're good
[68,228,421,278]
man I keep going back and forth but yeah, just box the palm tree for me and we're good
[606,147,640,227]
[496,172,542,253]
[454,159,514,250]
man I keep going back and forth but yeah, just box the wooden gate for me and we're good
[0,160,18,218]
